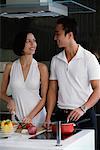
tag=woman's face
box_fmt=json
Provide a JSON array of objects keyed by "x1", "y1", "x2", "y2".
[{"x1": 23, "y1": 33, "x2": 37, "y2": 55}]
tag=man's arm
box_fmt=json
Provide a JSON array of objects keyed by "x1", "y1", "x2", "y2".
[
  {"x1": 45, "y1": 80, "x2": 58, "y2": 123},
  {"x1": 67, "y1": 79, "x2": 100, "y2": 122},
  {"x1": 82, "y1": 79, "x2": 100, "y2": 110}
]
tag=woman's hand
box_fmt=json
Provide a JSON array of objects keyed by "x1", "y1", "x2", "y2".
[
  {"x1": 7, "y1": 99, "x2": 16, "y2": 113},
  {"x1": 67, "y1": 108, "x2": 85, "y2": 122},
  {"x1": 22, "y1": 115, "x2": 33, "y2": 124}
]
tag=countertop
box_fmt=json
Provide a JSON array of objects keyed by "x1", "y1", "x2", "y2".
[{"x1": 0, "y1": 129, "x2": 95, "y2": 150}]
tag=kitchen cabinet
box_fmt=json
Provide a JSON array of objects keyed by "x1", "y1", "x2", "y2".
[{"x1": 0, "y1": 129, "x2": 95, "y2": 150}]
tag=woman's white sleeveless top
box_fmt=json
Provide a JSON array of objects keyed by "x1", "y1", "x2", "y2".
[{"x1": 9, "y1": 59, "x2": 46, "y2": 127}]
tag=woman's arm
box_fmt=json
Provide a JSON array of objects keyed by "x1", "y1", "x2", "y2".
[
  {"x1": 1, "y1": 63, "x2": 16, "y2": 112},
  {"x1": 23, "y1": 62, "x2": 49, "y2": 123}
]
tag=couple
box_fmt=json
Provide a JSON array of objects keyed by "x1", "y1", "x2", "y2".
[{"x1": 1, "y1": 17, "x2": 100, "y2": 131}]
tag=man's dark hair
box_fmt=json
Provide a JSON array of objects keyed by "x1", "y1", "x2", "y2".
[
  {"x1": 13, "y1": 31, "x2": 34, "y2": 56},
  {"x1": 57, "y1": 16, "x2": 78, "y2": 40}
]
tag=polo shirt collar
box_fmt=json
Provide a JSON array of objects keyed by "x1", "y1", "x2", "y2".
[
  {"x1": 56, "y1": 50, "x2": 67, "y2": 63},
  {"x1": 56, "y1": 44, "x2": 84, "y2": 62},
  {"x1": 75, "y1": 45, "x2": 84, "y2": 59}
]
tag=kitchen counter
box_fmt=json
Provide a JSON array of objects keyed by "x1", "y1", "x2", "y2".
[{"x1": 0, "y1": 129, "x2": 95, "y2": 150}]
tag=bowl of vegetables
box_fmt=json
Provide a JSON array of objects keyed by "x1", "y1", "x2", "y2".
[{"x1": 0, "y1": 119, "x2": 18, "y2": 138}]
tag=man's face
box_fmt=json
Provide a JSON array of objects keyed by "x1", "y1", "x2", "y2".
[{"x1": 54, "y1": 24, "x2": 70, "y2": 48}]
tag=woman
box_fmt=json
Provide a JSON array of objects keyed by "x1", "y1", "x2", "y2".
[{"x1": 1, "y1": 31, "x2": 49, "y2": 127}]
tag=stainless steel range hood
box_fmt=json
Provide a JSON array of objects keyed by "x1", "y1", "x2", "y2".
[
  {"x1": 0, "y1": 0, "x2": 96, "y2": 18},
  {"x1": 0, "y1": 0, "x2": 68, "y2": 18}
]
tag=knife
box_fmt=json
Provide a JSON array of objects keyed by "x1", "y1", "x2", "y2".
[{"x1": 12, "y1": 111, "x2": 26, "y2": 128}]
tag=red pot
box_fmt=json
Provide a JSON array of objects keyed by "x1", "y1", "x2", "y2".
[{"x1": 52, "y1": 123, "x2": 75, "y2": 134}]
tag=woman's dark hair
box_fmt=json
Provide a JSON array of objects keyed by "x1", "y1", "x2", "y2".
[
  {"x1": 57, "y1": 16, "x2": 78, "y2": 40},
  {"x1": 13, "y1": 31, "x2": 34, "y2": 56}
]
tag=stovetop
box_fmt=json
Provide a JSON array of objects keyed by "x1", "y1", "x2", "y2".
[{"x1": 29, "y1": 129, "x2": 81, "y2": 140}]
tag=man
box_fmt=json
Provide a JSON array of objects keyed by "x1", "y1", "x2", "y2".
[{"x1": 45, "y1": 17, "x2": 100, "y2": 132}]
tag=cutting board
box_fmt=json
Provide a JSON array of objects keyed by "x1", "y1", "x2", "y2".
[
  {"x1": 35, "y1": 127, "x2": 46, "y2": 136},
  {"x1": 16, "y1": 126, "x2": 46, "y2": 136}
]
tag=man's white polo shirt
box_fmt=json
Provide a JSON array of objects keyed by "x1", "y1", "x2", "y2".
[{"x1": 50, "y1": 45, "x2": 100, "y2": 110}]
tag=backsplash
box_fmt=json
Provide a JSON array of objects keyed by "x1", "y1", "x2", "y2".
[
  {"x1": 0, "y1": 62, "x2": 9, "y2": 72},
  {"x1": 0, "y1": 48, "x2": 18, "y2": 62},
  {"x1": 0, "y1": 62, "x2": 12, "y2": 96},
  {"x1": 0, "y1": 61, "x2": 12, "y2": 112}
]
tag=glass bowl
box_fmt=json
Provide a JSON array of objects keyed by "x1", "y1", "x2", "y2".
[{"x1": 0, "y1": 123, "x2": 18, "y2": 138}]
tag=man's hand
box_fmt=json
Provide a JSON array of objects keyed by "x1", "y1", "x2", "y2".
[
  {"x1": 67, "y1": 108, "x2": 85, "y2": 122},
  {"x1": 43, "y1": 117, "x2": 51, "y2": 130}
]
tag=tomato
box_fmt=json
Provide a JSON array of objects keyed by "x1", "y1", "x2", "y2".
[
  {"x1": 25, "y1": 123, "x2": 33, "y2": 129},
  {"x1": 18, "y1": 123, "x2": 33, "y2": 129},
  {"x1": 18, "y1": 124, "x2": 22, "y2": 129}
]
